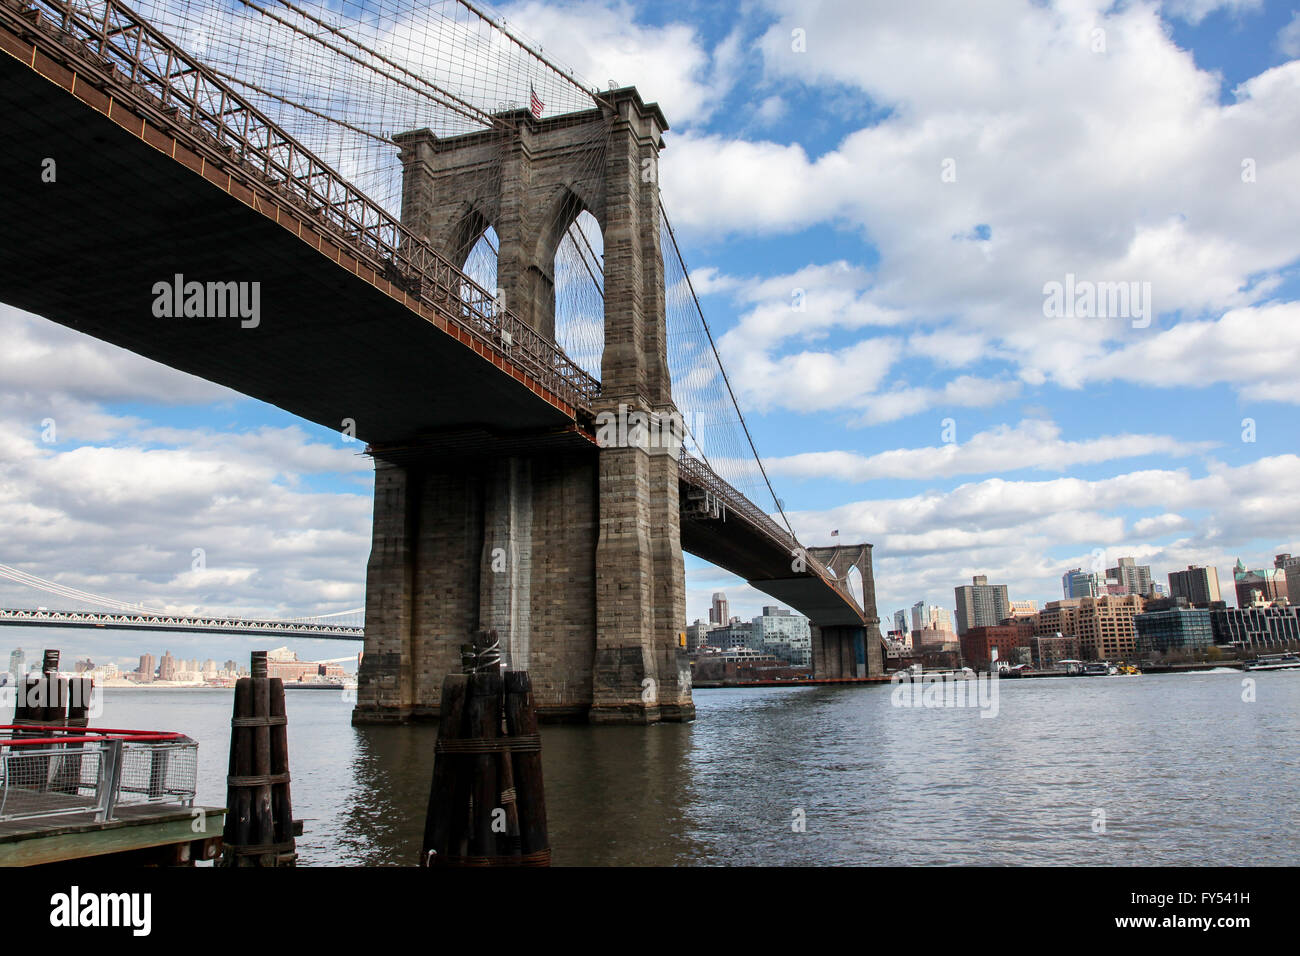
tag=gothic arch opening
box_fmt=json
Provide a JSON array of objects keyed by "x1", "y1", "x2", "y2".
[
  {"x1": 846, "y1": 566, "x2": 866, "y2": 611},
  {"x1": 552, "y1": 208, "x2": 604, "y2": 380},
  {"x1": 460, "y1": 222, "x2": 499, "y2": 305}
]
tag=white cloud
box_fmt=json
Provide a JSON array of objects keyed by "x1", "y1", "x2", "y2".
[
  {"x1": 0, "y1": 304, "x2": 232, "y2": 405},
  {"x1": 0, "y1": 309, "x2": 372, "y2": 619},
  {"x1": 1279, "y1": 11, "x2": 1300, "y2": 60},
  {"x1": 763, "y1": 419, "x2": 1217, "y2": 481},
  {"x1": 1077, "y1": 301, "x2": 1300, "y2": 402},
  {"x1": 654, "y1": 0, "x2": 1300, "y2": 413},
  {"x1": 786, "y1": 453, "x2": 1300, "y2": 613},
  {"x1": 1162, "y1": 0, "x2": 1262, "y2": 25},
  {"x1": 497, "y1": 0, "x2": 738, "y2": 125},
  {"x1": 858, "y1": 376, "x2": 1023, "y2": 426}
]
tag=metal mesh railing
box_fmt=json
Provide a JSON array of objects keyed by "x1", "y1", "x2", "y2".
[{"x1": 0, "y1": 727, "x2": 197, "y2": 822}]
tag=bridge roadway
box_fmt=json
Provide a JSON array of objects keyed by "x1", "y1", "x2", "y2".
[
  {"x1": 0, "y1": 607, "x2": 363, "y2": 639},
  {"x1": 0, "y1": 0, "x2": 879, "y2": 679}
]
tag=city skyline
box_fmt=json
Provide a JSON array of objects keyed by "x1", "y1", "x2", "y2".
[{"x1": 0, "y1": 630, "x2": 358, "y2": 676}]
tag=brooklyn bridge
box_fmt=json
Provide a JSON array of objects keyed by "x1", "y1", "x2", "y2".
[{"x1": 0, "y1": 0, "x2": 884, "y2": 724}]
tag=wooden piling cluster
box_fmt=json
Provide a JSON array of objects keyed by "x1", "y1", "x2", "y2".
[
  {"x1": 11, "y1": 649, "x2": 92, "y2": 795},
  {"x1": 12, "y1": 649, "x2": 92, "y2": 728},
  {"x1": 221, "y1": 651, "x2": 296, "y2": 866},
  {"x1": 421, "y1": 630, "x2": 549, "y2": 866}
]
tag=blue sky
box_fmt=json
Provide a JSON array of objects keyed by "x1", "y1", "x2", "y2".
[{"x1": 2, "y1": 0, "x2": 1299, "y2": 668}]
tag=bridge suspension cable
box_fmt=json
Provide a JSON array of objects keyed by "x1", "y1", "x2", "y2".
[
  {"x1": 119, "y1": 0, "x2": 796, "y2": 538},
  {"x1": 0, "y1": 563, "x2": 157, "y2": 613}
]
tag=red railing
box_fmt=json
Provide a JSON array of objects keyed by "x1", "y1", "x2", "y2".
[{"x1": 0, "y1": 724, "x2": 197, "y2": 822}]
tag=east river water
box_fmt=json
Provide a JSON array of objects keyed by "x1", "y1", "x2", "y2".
[{"x1": 96, "y1": 670, "x2": 1299, "y2": 866}]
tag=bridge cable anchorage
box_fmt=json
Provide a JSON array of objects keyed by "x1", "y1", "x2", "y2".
[{"x1": 659, "y1": 203, "x2": 797, "y2": 541}]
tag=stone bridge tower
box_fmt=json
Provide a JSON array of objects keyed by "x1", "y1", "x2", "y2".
[
  {"x1": 806, "y1": 544, "x2": 884, "y2": 678},
  {"x1": 352, "y1": 88, "x2": 692, "y2": 724}
]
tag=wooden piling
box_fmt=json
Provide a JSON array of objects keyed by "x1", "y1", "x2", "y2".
[
  {"x1": 504, "y1": 670, "x2": 549, "y2": 863},
  {"x1": 269, "y1": 673, "x2": 295, "y2": 857},
  {"x1": 221, "y1": 651, "x2": 296, "y2": 866},
  {"x1": 421, "y1": 673, "x2": 467, "y2": 866},
  {"x1": 419, "y1": 632, "x2": 549, "y2": 866},
  {"x1": 465, "y1": 669, "x2": 501, "y2": 860}
]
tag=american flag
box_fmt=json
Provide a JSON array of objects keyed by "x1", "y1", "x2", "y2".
[
  {"x1": 529, "y1": 84, "x2": 544, "y2": 119},
  {"x1": 831, "y1": 529, "x2": 840, "y2": 536}
]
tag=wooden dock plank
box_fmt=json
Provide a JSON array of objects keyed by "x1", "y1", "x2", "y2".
[{"x1": 0, "y1": 805, "x2": 225, "y2": 866}]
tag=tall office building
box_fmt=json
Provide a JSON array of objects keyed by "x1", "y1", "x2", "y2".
[
  {"x1": 1168, "y1": 565, "x2": 1222, "y2": 608},
  {"x1": 954, "y1": 575, "x2": 1011, "y2": 636},
  {"x1": 909, "y1": 601, "x2": 955, "y2": 633},
  {"x1": 136, "y1": 653, "x2": 156, "y2": 683},
  {"x1": 1106, "y1": 557, "x2": 1155, "y2": 597},
  {"x1": 8, "y1": 648, "x2": 23, "y2": 677},
  {"x1": 158, "y1": 651, "x2": 178, "y2": 682},
  {"x1": 889, "y1": 608, "x2": 909, "y2": 639},
  {"x1": 1283, "y1": 558, "x2": 1300, "y2": 612},
  {"x1": 1062, "y1": 568, "x2": 1100, "y2": 599},
  {"x1": 1273, "y1": 555, "x2": 1293, "y2": 603},
  {"x1": 709, "y1": 592, "x2": 730, "y2": 626}
]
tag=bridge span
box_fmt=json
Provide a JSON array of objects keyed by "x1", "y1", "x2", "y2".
[
  {"x1": 0, "y1": 607, "x2": 364, "y2": 640},
  {"x1": 0, "y1": 0, "x2": 883, "y2": 724}
]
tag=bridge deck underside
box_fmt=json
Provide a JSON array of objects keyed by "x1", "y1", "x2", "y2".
[{"x1": 0, "y1": 51, "x2": 577, "y2": 445}]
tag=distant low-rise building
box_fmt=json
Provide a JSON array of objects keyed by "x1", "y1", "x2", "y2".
[
  {"x1": 752, "y1": 606, "x2": 811, "y2": 666},
  {"x1": 1074, "y1": 594, "x2": 1144, "y2": 661},
  {"x1": 960, "y1": 624, "x2": 1022, "y2": 669},
  {"x1": 1033, "y1": 633, "x2": 1080, "y2": 669},
  {"x1": 913, "y1": 625, "x2": 955, "y2": 650},
  {"x1": 710, "y1": 621, "x2": 754, "y2": 651},
  {"x1": 686, "y1": 620, "x2": 714, "y2": 654},
  {"x1": 1210, "y1": 605, "x2": 1300, "y2": 648}
]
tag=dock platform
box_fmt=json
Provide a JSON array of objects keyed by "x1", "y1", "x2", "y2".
[{"x1": 1, "y1": 723, "x2": 221, "y2": 866}]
